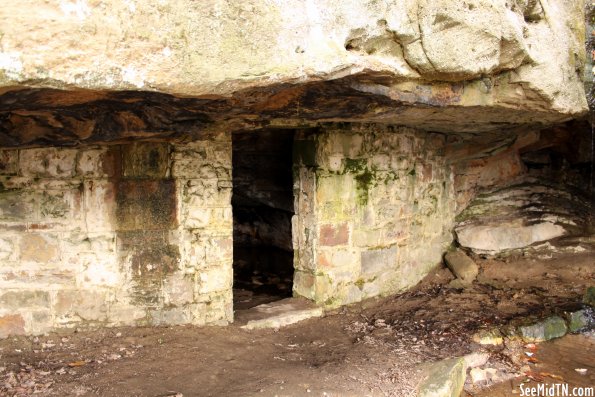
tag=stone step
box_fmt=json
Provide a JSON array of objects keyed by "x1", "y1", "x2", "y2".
[{"x1": 235, "y1": 298, "x2": 324, "y2": 330}]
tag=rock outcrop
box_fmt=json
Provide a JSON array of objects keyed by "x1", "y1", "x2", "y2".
[
  {"x1": 455, "y1": 179, "x2": 592, "y2": 255},
  {"x1": 0, "y1": 0, "x2": 589, "y2": 145},
  {"x1": 444, "y1": 249, "x2": 478, "y2": 286},
  {"x1": 418, "y1": 357, "x2": 467, "y2": 397}
]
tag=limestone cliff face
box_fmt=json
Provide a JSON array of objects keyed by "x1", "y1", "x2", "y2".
[{"x1": 0, "y1": 0, "x2": 588, "y2": 144}]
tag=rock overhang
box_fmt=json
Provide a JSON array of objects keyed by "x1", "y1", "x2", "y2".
[
  {"x1": 0, "y1": 0, "x2": 589, "y2": 146},
  {"x1": 0, "y1": 0, "x2": 592, "y2": 338},
  {"x1": 0, "y1": 75, "x2": 587, "y2": 148}
]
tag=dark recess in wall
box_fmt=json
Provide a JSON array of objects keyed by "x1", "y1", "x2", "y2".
[{"x1": 232, "y1": 130, "x2": 295, "y2": 309}]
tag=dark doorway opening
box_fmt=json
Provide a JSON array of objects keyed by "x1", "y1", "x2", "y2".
[{"x1": 232, "y1": 130, "x2": 295, "y2": 310}]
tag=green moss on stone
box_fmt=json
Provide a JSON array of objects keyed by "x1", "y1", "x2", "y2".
[
  {"x1": 342, "y1": 158, "x2": 377, "y2": 206},
  {"x1": 324, "y1": 297, "x2": 338, "y2": 306},
  {"x1": 354, "y1": 170, "x2": 375, "y2": 205},
  {"x1": 343, "y1": 158, "x2": 367, "y2": 174},
  {"x1": 518, "y1": 316, "x2": 567, "y2": 342},
  {"x1": 567, "y1": 310, "x2": 591, "y2": 333},
  {"x1": 354, "y1": 278, "x2": 366, "y2": 290}
]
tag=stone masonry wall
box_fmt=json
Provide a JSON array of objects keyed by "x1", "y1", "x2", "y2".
[
  {"x1": 0, "y1": 122, "x2": 455, "y2": 336},
  {"x1": 0, "y1": 133, "x2": 233, "y2": 337},
  {"x1": 292, "y1": 124, "x2": 455, "y2": 306}
]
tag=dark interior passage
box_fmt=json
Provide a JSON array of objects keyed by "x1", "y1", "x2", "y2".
[{"x1": 232, "y1": 130, "x2": 295, "y2": 310}]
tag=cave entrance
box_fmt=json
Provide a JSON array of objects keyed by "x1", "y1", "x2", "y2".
[{"x1": 232, "y1": 130, "x2": 295, "y2": 310}]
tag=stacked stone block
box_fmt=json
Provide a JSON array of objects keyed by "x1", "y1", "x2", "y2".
[
  {"x1": 293, "y1": 124, "x2": 455, "y2": 306},
  {"x1": 0, "y1": 132, "x2": 233, "y2": 337},
  {"x1": 171, "y1": 132, "x2": 234, "y2": 325},
  {"x1": 0, "y1": 122, "x2": 455, "y2": 336}
]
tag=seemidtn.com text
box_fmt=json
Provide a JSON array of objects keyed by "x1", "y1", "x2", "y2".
[{"x1": 520, "y1": 383, "x2": 595, "y2": 397}]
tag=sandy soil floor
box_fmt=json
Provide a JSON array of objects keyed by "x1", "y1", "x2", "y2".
[{"x1": 0, "y1": 251, "x2": 593, "y2": 397}]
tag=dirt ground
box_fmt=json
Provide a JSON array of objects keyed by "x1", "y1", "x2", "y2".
[{"x1": 0, "y1": 251, "x2": 593, "y2": 397}]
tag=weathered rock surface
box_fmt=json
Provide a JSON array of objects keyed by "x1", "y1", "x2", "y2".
[
  {"x1": 516, "y1": 316, "x2": 568, "y2": 342},
  {"x1": 469, "y1": 367, "x2": 506, "y2": 385},
  {"x1": 566, "y1": 309, "x2": 593, "y2": 333},
  {"x1": 444, "y1": 249, "x2": 478, "y2": 285},
  {"x1": 237, "y1": 298, "x2": 324, "y2": 330},
  {"x1": 0, "y1": 0, "x2": 585, "y2": 99},
  {"x1": 455, "y1": 180, "x2": 592, "y2": 255},
  {"x1": 0, "y1": 0, "x2": 589, "y2": 145},
  {"x1": 418, "y1": 357, "x2": 467, "y2": 397},
  {"x1": 472, "y1": 328, "x2": 504, "y2": 346},
  {"x1": 462, "y1": 352, "x2": 490, "y2": 369}
]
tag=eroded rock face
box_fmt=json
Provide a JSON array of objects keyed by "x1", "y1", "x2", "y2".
[
  {"x1": 455, "y1": 179, "x2": 592, "y2": 255},
  {"x1": 0, "y1": 0, "x2": 588, "y2": 145},
  {"x1": 403, "y1": 0, "x2": 530, "y2": 79}
]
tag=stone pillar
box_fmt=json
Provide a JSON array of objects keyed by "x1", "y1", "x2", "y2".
[
  {"x1": 292, "y1": 124, "x2": 455, "y2": 306},
  {"x1": 171, "y1": 131, "x2": 234, "y2": 325}
]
